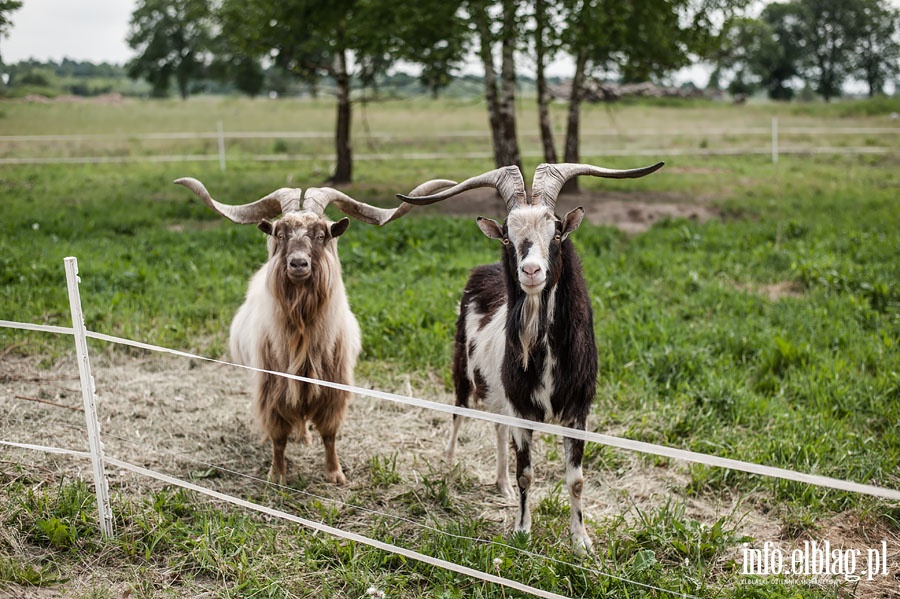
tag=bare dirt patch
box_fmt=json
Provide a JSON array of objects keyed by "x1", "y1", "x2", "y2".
[
  {"x1": 734, "y1": 280, "x2": 805, "y2": 301},
  {"x1": 412, "y1": 187, "x2": 719, "y2": 234}
]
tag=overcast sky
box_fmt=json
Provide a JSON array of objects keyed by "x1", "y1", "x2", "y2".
[{"x1": 3, "y1": 0, "x2": 137, "y2": 64}]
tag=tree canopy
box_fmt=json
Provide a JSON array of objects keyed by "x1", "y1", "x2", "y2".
[{"x1": 126, "y1": 0, "x2": 213, "y2": 99}]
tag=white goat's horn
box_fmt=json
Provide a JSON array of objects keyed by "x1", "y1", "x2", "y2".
[
  {"x1": 396, "y1": 165, "x2": 526, "y2": 212},
  {"x1": 173, "y1": 177, "x2": 301, "y2": 224},
  {"x1": 530, "y1": 162, "x2": 665, "y2": 210},
  {"x1": 301, "y1": 179, "x2": 455, "y2": 226}
]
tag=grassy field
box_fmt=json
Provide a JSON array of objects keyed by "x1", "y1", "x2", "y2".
[{"x1": 1, "y1": 96, "x2": 899, "y2": 598}]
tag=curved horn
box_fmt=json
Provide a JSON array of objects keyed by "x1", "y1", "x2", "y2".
[
  {"x1": 531, "y1": 162, "x2": 665, "y2": 209},
  {"x1": 301, "y1": 180, "x2": 455, "y2": 226},
  {"x1": 173, "y1": 177, "x2": 301, "y2": 224},
  {"x1": 396, "y1": 165, "x2": 526, "y2": 212},
  {"x1": 383, "y1": 178, "x2": 458, "y2": 224}
]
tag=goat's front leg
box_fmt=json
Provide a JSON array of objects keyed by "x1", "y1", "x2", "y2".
[
  {"x1": 320, "y1": 432, "x2": 346, "y2": 485},
  {"x1": 511, "y1": 427, "x2": 533, "y2": 534},
  {"x1": 564, "y1": 435, "x2": 592, "y2": 554}
]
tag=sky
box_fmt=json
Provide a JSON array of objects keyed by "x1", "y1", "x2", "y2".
[{"x1": 3, "y1": 0, "x2": 137, "y2": 65}]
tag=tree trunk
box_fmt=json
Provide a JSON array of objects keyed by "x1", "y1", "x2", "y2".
[
  {"x1": 177, "y1": 75, "x2": 189, "y2": 100},
  {"x1": 534, "y1": 0, "x2": 557, "y2": 164},
  {"x1": 497, "y1": 0, "x2": 522, "y2": 171},
  {"x1": 474, "y1": 0, "x2": 521, "y2": 170},
  {"x1": 330, "y1": 49, "x2": 353, "y2": 184},
  {"x1": 562, "y1": 49, "x2": 587, "y2": 194},
  {"x1": 474, "y1": 7, "x2": 506, "y2": 169}
]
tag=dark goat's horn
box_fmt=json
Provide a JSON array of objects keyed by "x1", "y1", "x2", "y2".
[
  {"x1": 396, "y1": 165, "x2": 526, "y2": 212},
  {"x1": 302, "y1": 181, "x2": 453, "y2": 226},
  {"x1": 531, "y1": 162, "x2": 665, "y2": 210},
  {"x1": 173, "y1": 177, "x2": 300, "y2": 223}
]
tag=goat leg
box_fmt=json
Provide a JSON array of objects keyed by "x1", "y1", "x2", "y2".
[
  {"x1": 512, "y1": 427, "x2": 533, "y2": 534},
  {"x1": 564, "y1": 435, "x2": 592, "y2": 554}
]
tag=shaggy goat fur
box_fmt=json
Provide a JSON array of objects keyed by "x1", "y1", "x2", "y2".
[{"x1": 230, "y1": 212, "x2": 360, "y2": 484}]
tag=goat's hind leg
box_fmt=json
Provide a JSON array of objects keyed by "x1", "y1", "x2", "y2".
[
  {"x1": 564, "y1": 435, "x2": 592, "y2": 554},
  {"x1": 495, "y1": 424, "x2": 514, "y2": 500},
  {"x1": 294, "y1": 417, "x2": 312, "y2": 445},
  {"x1": 446, "y1": 360, "x2": 472, "y2": 462}
]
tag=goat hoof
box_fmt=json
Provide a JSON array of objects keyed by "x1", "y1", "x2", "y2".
[
  {"x1": 572, "y1": 534, "x2": 593, "y2": 556},
  {"x1": 496, "y1": 481, "x2": 515, "y2": 501},
  {"x1": 267, "y1": 467, "x2": 286, "y2": 486},
  {"x1": 326, "y1": 470, "x2": 346, "y2": 485}
]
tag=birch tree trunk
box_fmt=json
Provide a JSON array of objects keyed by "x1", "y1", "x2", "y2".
[
  {"x1": 497, "y1": 0, "x2": 522, "y2": 171},
  {"x1": 474, "y1": 0, "x2": 522, "y2": 170},
  {"x1": 562, "y1": 49, "x2": 587, "y2": 193},
  {"x1": 535, "y1": 0, "x2": 558, "y2": 164}
]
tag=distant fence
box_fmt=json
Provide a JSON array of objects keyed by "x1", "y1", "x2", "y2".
[
  {"x1": 1, "y1": 121, "x2": 896, "y2": 168},
  {"x1": 2, "y1": 257, "x2": 900, "y2": 598}
]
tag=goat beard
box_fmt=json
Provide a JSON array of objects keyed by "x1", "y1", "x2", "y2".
[
  {"x1": 518, "y1": 293, "x2": 542, "y2": 370},
  {"x1": 266, "y1": 260, "x2": 337, "y2": 404}
]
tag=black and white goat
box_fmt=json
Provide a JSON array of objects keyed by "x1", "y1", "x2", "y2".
[{"x1": 398, "y1": 162, "x2": 663, "y2": 551}]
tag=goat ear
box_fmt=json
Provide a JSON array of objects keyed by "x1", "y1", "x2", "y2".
[
  {"x1": 258, "y1": 219, "x2": 275, "y2": 236},
  {"x1": 330, "y1": 217, "x2": 350, "y2": 238},
  {"x1": 561, "y1": 207, "x2": 585, "y2": 241},
  {"x1": 476, "y1": 216, "x2": 504, "y2": 240}
]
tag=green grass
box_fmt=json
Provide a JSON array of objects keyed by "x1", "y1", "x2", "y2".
[{"x1": 1, "y1": 97, "x2": 899, "y2": 597}]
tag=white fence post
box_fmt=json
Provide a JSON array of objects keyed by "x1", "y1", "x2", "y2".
[
  {"x1": 217, "y1": 120, "x2": 226, "y2": 172},
  {"x1": 64, "y1": 257, "x2": 114, "y2": 538},
  {"x1": 771, "y1": 117, "x2": 779, "y2": 164}
]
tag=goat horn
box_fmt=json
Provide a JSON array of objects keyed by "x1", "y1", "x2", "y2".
[
  {"x1": 382, "y1": 178, "x2": 459, "y2": 224},
  {"x1": 531, "y1": 162, "x2": 665, "y2": 209},
  {"x1": 173, "y1": 177, "x2": 301, "y2": 224},
  {"x1": 396, "y1": 165, "x2": 526, "y2": 212},
  {"x1": 301, "y1": 180, "x2": 455, "y2": 225}
]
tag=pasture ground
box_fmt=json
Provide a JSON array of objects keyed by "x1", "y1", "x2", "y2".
[{"x1": 1, "y1": 95, "x2": 899, "y2": 598}]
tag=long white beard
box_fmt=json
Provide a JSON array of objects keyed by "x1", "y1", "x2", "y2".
[{"x1": 519, "y1": 293, "x2": 542, "y2": 370}]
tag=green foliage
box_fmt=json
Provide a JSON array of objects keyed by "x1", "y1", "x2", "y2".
[{"x1": 126, "y1": 0, "x2": 213, "y2": 99}]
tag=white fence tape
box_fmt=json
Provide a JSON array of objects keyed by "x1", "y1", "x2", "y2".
[{"x1": 3, "y1": 318, "x2": 899, "y2": 502}]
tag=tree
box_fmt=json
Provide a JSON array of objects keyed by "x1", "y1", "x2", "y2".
[
  {"x1": 556, "y1": 0, "x2": 747, "y2": 192},
  {"x1": 852, "y1": 0, "x2": 900, "y2": 96},
  {"x1": 126, "y1": 0, "x2": 212, "y2": 99},
  {"x1": 0, "y1": 0, "x2": 23, "y2": 65},
  {"x1": 220, "y1": 0, "x2": 463, "y2": 184},
  {"x1": 711, "y1": 11, "x2": 802, "y2": 100},
  {"x1": 792, "y1": 0, "x2": 860, "y2": 102},
  {"x1": 755, "y1": 3, "x2": 805, "y2": 100}
]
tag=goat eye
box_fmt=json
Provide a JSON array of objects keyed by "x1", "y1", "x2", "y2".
[
  {"x1": 316, "y1": 233, "x2": 325, "y2": 241},
  {"x1": 277, "y1": 232, "x2": 285, "y2": 240},
  {"x1": 554, "y1": 234, "x2": 561, "y2": 241},
  {"x1": 502, "y1": 238, "x2": 510, "y2": 245}
]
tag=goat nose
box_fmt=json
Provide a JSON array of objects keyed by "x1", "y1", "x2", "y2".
[
  {"x1": 522, "y1": 264, "x2": 541, "y2": 277},
  {"x1": 290, "y1": 257, "x2": 309, "y2": 270}
]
